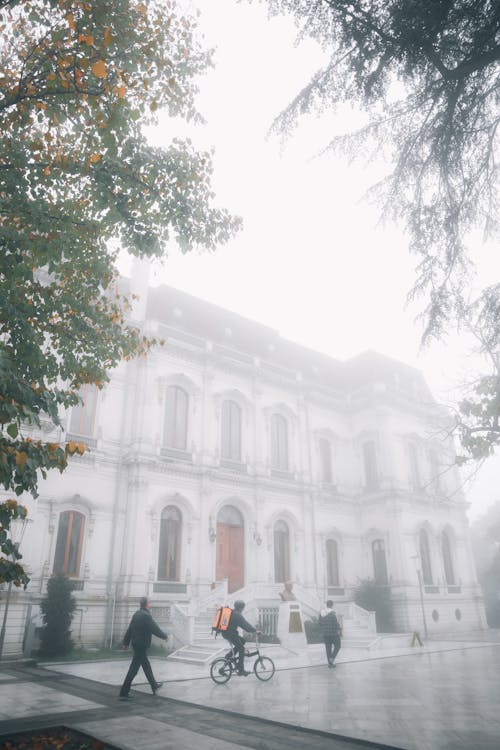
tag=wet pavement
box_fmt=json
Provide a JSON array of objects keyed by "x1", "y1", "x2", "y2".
[{"x1": 0, "y1": 640, "x2": 499, "y2": 749}]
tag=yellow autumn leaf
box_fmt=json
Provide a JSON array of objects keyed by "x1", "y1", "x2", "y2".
[
  {"x1": 15, "y1": 451, "x2": 27, "y2": 469},
  {"x1": 78, "y1": 34, "x2": 94, "y2": 46},
  {"x1": 103, "y1": 26, "x2": 111, "y2": 46},
  {"x1": 67, "y1": 14, "x2": 75, "y2": 32},
  {"x1": 67, "y1": 440, "x2": 77, "y2": 454},
  {"x1": 89, "y1": 153, "x2": 102, "y2": 164},
  {"x1": 91, "y1": 60, "x2": 107, "y2": 78},
  {"x1": 116, "y1": 84, "x2": 126, "y2": 99},
  {"x1": 77, "y1": 443, "x2": 86, "y2": 455}
]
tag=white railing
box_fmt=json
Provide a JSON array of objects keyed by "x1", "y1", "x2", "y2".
[
  {"x1": 189, "y1": 579, "x2": 229, "y2": 615},
  {"x1": 171, "y1": 603, "x2": 195, "y2": 646},
  {"x1": 292, "y1": 583, "x2": 322, "y2": 618}
]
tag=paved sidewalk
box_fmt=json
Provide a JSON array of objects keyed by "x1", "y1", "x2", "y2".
[
  {"x1": 1, "y1": 640, "x2": 499, "y2": 749},
  {"x1": 0, "y1": 662, "x2": 400, "y2": 750}
]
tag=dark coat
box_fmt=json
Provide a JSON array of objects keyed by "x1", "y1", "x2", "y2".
[
  {"x1": 123, "y1": 607, "x2": 167, "y2": 650},
  {"x1": 226, "y1": 609, "x2": 256, "y2": 635},
  {"x1": 318, "y1": 608, "x2": 341, "y2": 638}
]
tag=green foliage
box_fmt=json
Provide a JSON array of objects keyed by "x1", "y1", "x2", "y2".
[
  {"x1": 39, "y1": 574, "x2": 77, "y2": 657},
  {"x1": 0, "y1": 1, "x2": 241, "y2": 503},
  {"x1": 354, "y1": 578, "x2": 395, "y2": 633},
  {"x1": 479, "y1": 549, "x2": 500, "y2": 628},
  {"x1": 0, "y1": 498, "x2": 30, "y2": 587},
  {"x1": 262, "y1": 0, "x2": 500, "y2": 461}
]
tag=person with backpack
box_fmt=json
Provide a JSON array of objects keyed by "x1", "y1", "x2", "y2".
[
  {"x1": 222, "y1": 600, "x2": 261, "y2": 676},
  {"x1": 118, "y1": 596, "x2": 168, "y2": 699},
  {"x1": 318, "y1": 600, "x2": 342, "y2": 668}
]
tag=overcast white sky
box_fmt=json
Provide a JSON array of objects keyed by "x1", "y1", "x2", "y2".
[{"x1": 120, "y1": 0, "x2": 500, "y2": 521}]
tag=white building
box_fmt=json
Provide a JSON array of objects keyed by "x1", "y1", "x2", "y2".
[{"x1": 1, "y1": 276, "x2": 487, "y2": 655}]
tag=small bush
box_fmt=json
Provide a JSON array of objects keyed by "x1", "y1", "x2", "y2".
[
  {"x1": 354, "y1": 578, "x2": 396, "y2": 632},
  {"x1": 38, "y1": 574, "x2": 77, "y2": 657}
]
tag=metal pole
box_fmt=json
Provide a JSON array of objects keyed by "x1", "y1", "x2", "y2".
[
  {"x1": 0, "y1": 581, "x2": 14, "y2": 659},
  {"x1": 417, "y1": 568, "x2": 428, "y2": 639}
]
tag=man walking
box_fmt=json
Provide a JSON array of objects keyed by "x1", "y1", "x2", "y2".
[
  {"x1": 319, "y1": 600, "x2": 342, "y2": 668},
  {"x1": 119, "y1": 596, "x2": 168, "y2": 699}
]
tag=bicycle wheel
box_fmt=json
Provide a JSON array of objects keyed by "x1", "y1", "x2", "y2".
[
  {"x1": 254, "y1": 655, "x2": 275, "y2": 681},
  {"x1": 210, "y1": 657, "x2": 233, "y2": 684}
]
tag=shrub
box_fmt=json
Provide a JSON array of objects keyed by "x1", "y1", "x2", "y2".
[
  {"x1": 354, "y1": 578, "x2": 396, "y2": 633},
  {"x1": 39, "y1": 574, "x2": 77, "y2": 657}
]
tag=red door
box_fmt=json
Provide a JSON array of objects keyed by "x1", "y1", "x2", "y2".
[{"x1": 216, "y1": 523, "x2": 244, "y2": 593}]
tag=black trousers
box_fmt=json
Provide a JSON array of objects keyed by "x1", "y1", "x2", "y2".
[
  {"x1": 119, "y1": 646, "x2": 157, "y2": 695},
  {"x1": 222, "y1": 632, "x2": 246, "y2": 672},
  {"x1": 324, "y1": 635, "x2": 341, "y2": 663}
]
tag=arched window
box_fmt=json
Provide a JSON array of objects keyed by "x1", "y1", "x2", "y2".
[
  {"x1": 164, "y1": 386, "x2": 188, "y2": 450},
  {"x1": 274, "y1": 520, "x2": 290, "y2": 583},
  {"x1": 319, "y1": 438, "x2": 333, "y2": 484},
  {"x1": 53, "y1": 511, "x2": 85, "y2": 577},
  {"x1": 69, "y1": 386, "x2": 98, "y2": 437},
  {"x1": 326, "y1": 539, "x2": 340, "y2": 586},
  {"x1": 419, "y1": 528, "x2": 433, "y2": 585},
  {"x1": 157, "y1": 506, "x2": 182, "y2": 581},
  {"x1": 442, "y1": 531, "x2": 455, "y2": 585},
  {"x1": 271, "y1": 414, "x2": 288, "y2": 471},
  {"x1": 221, "y1": 400, "x2": 242, "y2": 462},
  {"x1": 363, "y1": 441, "x2": 379, "y2": 490},
  {"x1": 372, "y1": 539, "x2": 388, "y2": 584},
  {"x1": 408, "y1": 443, "x2": 420, "y2": 489}
]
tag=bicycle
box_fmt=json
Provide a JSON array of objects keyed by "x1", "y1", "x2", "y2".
[{"x1": 210, "y1": 633, "x2": 275, "y2": 684}]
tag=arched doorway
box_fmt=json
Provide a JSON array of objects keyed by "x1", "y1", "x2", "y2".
[{"x1": 216, "y1": 505, "x2": 244, "y2": 593}]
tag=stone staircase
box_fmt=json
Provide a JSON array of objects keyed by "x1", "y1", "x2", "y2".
[
  {"x1": 167, "y1": 606, "x2": 226, "y2": 665},
  {"x1": 167, "y1": 590, "x2": 378, "y2": 664}
]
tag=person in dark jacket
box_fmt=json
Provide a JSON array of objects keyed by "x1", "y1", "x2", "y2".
[
  {"x1": 118, "y1": 596, "x2": 168, "y2": 699},
  {"x1": 319, "y1": 600, "x2": 342, "y2": 668},
  {"x1": 222, "y1": 600, "x2": 260, "y2": 676}
]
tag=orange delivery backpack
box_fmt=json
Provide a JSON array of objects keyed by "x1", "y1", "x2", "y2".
[{"x1": 212, "y1": 606, "x2": 233, "y2": 637}]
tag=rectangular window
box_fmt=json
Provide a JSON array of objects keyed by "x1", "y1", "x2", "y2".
[
  {"x1": 408, "y1": 443, "x2": 421, "y2": 489},
  {"x1": 319, "y1": 438, "x2": 333, "y2": 484},
  {"x1": 363, "y1": 441, "x2": 379, "y2": 490},
  {"x1": 271, "y1": 415, "x2": 288, "y2": 471},
  {"x1": 221, "y1": 401, "x2": 241, "y2": 461},
  {"x1": 69, "y1": 386, "x2": 98, "y2": 437},
  {"x1": 164, "y1": 386, "x2": 188, "y2": 450}
]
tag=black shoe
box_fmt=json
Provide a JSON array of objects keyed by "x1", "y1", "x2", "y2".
[
  {"x1": 118, "y1": 694, "x2": 131, "y2": 700},
  {"x1": 152, "y1": 682, "x2": 163, "y2": 694},
  {"x1": 237, "y1": 670, "x2": 250, "y2": 676}
]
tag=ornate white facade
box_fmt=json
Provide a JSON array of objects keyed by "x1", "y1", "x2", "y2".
[{"x1": 1, "y1": 276, "x2": 487, "y2": 655}]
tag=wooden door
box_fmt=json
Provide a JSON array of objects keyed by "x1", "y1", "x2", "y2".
[{"x1": 216, "y1": 523, "x2": 244, "y2": 593}]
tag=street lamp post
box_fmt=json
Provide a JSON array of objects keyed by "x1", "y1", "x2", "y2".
[
  {"x1": 0, "y1": 516, "x2": 29, "y2": 660},
  {"x1": 411, "y1": 554, "x2": 428, "y2": 640}
]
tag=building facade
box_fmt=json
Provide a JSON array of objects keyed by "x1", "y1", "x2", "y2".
[{"x1": 0, "y1": 278, "x2": 487, "y2": 655}]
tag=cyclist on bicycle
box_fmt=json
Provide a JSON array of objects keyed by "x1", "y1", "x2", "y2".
[{"x1": 223, "y1": 600, "x2": 261, "y2": 676}]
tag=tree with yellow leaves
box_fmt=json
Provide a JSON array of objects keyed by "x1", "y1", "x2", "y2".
[{"x1": 0, "y1": 0, "x2": 241, "y2": 576}]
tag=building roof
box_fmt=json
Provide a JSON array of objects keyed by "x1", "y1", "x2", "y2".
[{"x1": 146, "y1": 283, "x2": 433, "y2": 399}]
